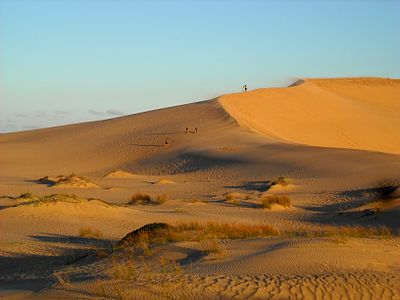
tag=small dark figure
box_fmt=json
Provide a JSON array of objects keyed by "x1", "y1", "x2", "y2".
[
  {"x1": 185, "y1": 127, "x2": 188, "y2": 134},
  {"x1": 194, "y1": 127, "x2": 198, "y2": 133},
  {"x1": 165, "y1": 138, "x2": 169, "y2": 145},
  {"x1": 244, "y1": 84, "x2": 248, "y2": 92}
]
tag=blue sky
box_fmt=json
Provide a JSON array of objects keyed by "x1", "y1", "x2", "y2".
[{"x1": 1, "y1": 0, "x2": 399, "y2": 132}]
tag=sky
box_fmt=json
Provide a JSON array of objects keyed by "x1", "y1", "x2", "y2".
[{"x1": 1, "y1": 0, "x2": 399, "y2": 133}]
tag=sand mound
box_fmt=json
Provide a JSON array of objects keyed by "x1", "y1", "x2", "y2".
[
  {"x1": 219, "y1": 77, "x2": 400, "y2": 154},
  {"x1": 7, "y1": 193, "x2": 109, "y2": 208},
  {"x1": 153, "y1": 178, "x2": 176, "y2": 184},
  {"x1": 104, "y1": 170, "x2": 136, "y2": 178},
  {"x1": 38, "y1": 174, "x2": 100, "y2": 188},
  {"x1": 267, "y1": 183, "x2": 296, "y2": 192}
]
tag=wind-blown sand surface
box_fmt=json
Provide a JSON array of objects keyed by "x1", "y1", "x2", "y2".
[{"x1": 0, "y1": 78, "x2": 399, "y2": 299}]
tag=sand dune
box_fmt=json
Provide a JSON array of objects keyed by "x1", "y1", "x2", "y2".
[
  {"x1": 104, "y1": 170, "x2": 137, "y2": 178},
  {"x1": 1, "y1": 77, "x2": 399, "y2": 299},
  {"x1": 219, "y1": 78, "x2": 400, "y2": 154}
]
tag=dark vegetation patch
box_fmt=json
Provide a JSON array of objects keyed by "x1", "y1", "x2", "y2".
[{"x1": 127, "y1": 193, "x2": 169, "y2": 205}]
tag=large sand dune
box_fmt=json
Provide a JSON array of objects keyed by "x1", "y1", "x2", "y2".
[{"x1": 219, "y1": 77, "x2": 400, "y2": 154}]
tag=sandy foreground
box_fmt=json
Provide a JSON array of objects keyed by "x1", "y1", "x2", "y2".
[{"x1": 0, "y1": 78, "x2": 399, "y2": 299}]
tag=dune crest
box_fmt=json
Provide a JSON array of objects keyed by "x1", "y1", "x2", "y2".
[
  {"x1": 219, "y1": 77, "x2": 400, "y2": 154},
  {"x1": 38, "y1": 174, "x2": 100, "y2": 188},
  {"x1": 104, "y1": 170, "x2": 136, "y2": 178},
  {"x1": 154, "y1": 178, "x2": 176, "y2": 184}
]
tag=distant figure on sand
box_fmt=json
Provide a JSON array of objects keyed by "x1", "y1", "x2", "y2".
[
  {"x1": 185, "y1": 127, "x2": 188, "y2": 134},
  {"x1": 242, "y1": 84, "x2": 247, "y2": 92},
  {"x1": 164, "y1": 138, "x2": 169, "y2": 145},
  {"x1": 194, "y1": 127, "x2": 198, "y2": 133}
]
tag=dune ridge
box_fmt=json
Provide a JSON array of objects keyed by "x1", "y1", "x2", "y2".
[{"x1": 219, "y1": 77, "x2": 400, "y2": 154}]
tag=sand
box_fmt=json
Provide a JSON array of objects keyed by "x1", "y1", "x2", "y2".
[
  {"x1": 219, "y1": 78, "x2": 400, "y2": 154},
  {"x1": 0, "y1": 78, "x2": 399, "y2": 299}
]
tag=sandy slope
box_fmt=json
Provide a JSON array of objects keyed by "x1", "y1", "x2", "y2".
[
  {"x1": 219, "y1": 78, "x2": 400, "y2": 154},
  {"x1": 1, "y1": 78, "x2": 399, "y2": 202},
  {"x1": 1, "y1": 198, "x2": 399, "y2": 299},
  {"x1": 0, "y1": 77, "x2": 400, "y2": 299}
]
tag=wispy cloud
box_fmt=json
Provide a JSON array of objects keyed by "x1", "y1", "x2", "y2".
[
  {"x1": 106, "y1": 109, "x2": 124, "y2": 116},
  {"x1": 88, "y1": 109, "x2": 105, "y2": 116},
  {"x1": 88, "y1": 109, "x2": 124, "y2": 116}
]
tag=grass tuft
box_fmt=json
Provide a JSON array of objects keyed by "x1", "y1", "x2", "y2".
[
  {"x1": 79, "y1": 226, "x2": 104, "y2": 239},
  {"x1": 127, "y1": 193, "x2": 169, "y2": 205},
  {"x1": 224, "y1": 193, "x2": 240, "y2": 205},
  {"x1": 260, "y1": 195, "x2": 291, "y2": 209},
  {"x1": 200, "y1": 239, "x2": 226, "y2": 255},
  {"x1": 128, "y1": 193, "x2": 152, "y2": 205}
]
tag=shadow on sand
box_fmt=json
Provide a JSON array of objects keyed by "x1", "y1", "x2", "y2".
[
  {"x1": 225, "y1": 180, "x2": 271, "y2": 192},
  {"x1": 298, "y1": 187, "x2": 400, "y2": 229},
  {"x1": 0, "y1": 234, "x2": 113, "y2": 292}
]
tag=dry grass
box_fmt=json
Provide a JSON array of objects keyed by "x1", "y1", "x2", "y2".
[
  {"x1": 116, "y1": 222, "x2": 279, "y2": 249},
  {"x1": 224, "y1": 193, "x2": 240, "y2": 205},
  {"x1": 173, "y1": 222, "x2": 279, "y2": 240},
  {"x1": 186, "y1": 199, "x2": 207, "y2": 204},
  {"x1": 109, "y1": 257, "x2": 137, "y2": 281},
  {"x1": 127, "y1": 193, "x2": 169, "y2": 205},
  {"x1": 200, "y1": 239, "x2": 226, "y2": 255},
  {"x1": 116, "y1": 222, "x2": 397, "y2": 252},
  {"x1": 35, "y1": 174, "x2": 100, "y2": 188},
  {"x1": 128, "y1": 193, "x2": 151, "y2": 205},
  {"x1": 83, "y1": 254, "x2": 187, "y2": 299},
  {"x1": 53, "y1": 271, "x2": 70, "y2": 286},
  {"x1": 270, "y1": 176, "x2": 289, "y2": 187},
  {"x1": 79, "y1": 226, "x2": 104, "y2": 239},
  {"x1": 260, "y1": 195, "x2": 291, "y2": 209},
  {"x1": 287, "y1": 225, "x2": 395, "y2": 238},
  {"x1": 14, "y1": 193, "x2": 80, "y2": 206},
  {"x1": 11, "y1": 193, "x2": 112, "y2": 209},
  {"x1": 158, "y1": 256, "x2": 183, "y2": 275},
  {"x1": 95, "y1": 248, "x2": 110, "y2": 259}
]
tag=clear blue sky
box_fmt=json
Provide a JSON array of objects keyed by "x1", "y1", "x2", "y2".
[{"x1": 1, "y1": 0, "x2": 399, "y2": 132}]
